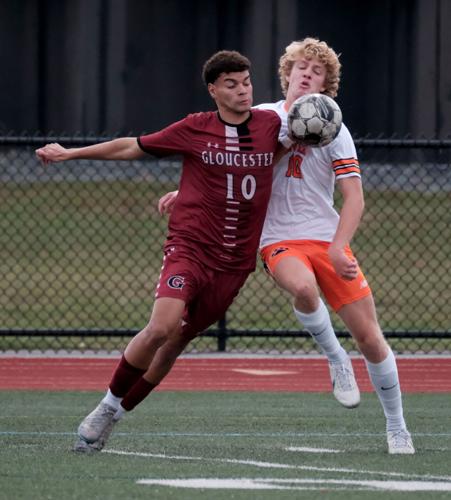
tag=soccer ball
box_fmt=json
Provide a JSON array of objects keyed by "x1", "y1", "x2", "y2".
[{"x1": 287, "y1": 93, "x2": 342, "y2": 147}]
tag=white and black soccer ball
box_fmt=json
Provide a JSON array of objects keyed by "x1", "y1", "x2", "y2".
[{"x1": 287, "y1": 93, "x2": 342, "y2": 147}]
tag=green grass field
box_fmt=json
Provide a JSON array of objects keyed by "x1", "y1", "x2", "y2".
[{"x1": 1, "y1": 390, "x2": 451, "y2": 499}]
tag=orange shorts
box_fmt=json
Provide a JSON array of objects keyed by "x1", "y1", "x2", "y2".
[{"x1": 260, "y1": 239, "x2": 372, "y2": 312}]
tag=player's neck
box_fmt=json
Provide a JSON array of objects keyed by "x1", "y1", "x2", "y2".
[
  {"x1": 217, "y1": 109, "x2": 251, "y2": 125},
  {"x1": 283, "y1": 99, "x2": 295, "y2": 112}
]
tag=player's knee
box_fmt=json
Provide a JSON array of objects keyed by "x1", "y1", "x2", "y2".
[
  {"x1": 141, "y1": 321, "x2": 173, "y2": 348},
  {"x1": 353, "y1": 325, "x2": 387, "y2": 356},
  {"x1": 293, "y1": 283, "x2": 318, "y2": 311}
]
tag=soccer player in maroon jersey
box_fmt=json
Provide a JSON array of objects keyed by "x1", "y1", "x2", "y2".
[{"x1": 36, "y1": 50, "x2": 289, "y2": 452}]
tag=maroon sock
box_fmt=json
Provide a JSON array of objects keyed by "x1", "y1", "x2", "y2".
[
  {"x1": 109, "y1": 355, "x2": 146, "y2": 397},
  {"x1": 121, "y1": 377, "x2": 157, "y2": 411}
]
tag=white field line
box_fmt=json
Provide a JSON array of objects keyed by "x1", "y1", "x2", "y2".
[
  {"x1": 137, "y1": 477, "x2": 451, "y2": 492},
  {"x1": 138, "y1": 478, "x2": 292, "y2": 490},
  {"x1": 286, "y1": 446, "x2": 341, "y2": 453},
  {"x1": 274, "y1": 478, "x2": 451, "y2": 491},
  {"x1": 104, "y1": 449, "x2": 451, "y2": 482}
]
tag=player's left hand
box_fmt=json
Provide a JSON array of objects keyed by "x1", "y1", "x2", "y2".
[
  {"x1": 328, "y1": 245, "x2": 358, "y2": 281},
  {"x1": 35, "y1": 143, "x2": 69, "y2": 165},
  {"x1": 158, "y1": 190, "x2": 179, "y2": 215}
]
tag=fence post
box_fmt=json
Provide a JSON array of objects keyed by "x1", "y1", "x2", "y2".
[{"x1": 217, "y1": 316, "x2": 227, "y2": 352}]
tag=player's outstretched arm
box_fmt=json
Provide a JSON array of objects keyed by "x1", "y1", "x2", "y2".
[{"x1": 35, "y1": 138, "x2": 144, "y2": 165}]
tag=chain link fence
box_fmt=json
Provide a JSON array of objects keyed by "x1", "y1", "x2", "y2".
[{"x1": 1, "y1": 136, "x2": 450, "y2": 354}]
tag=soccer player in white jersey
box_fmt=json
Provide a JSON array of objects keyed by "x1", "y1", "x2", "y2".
[
  {"x1": 256, "y1": 38, "x2": 414, "y2": 454},
  {"x1": 159, "y1": 38, "x2": 415, "y2": 455}
]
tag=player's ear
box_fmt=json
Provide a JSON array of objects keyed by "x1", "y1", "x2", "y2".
[
  {"x1": 286, "y1": 63, "x2": 296, "y2": 83},
  {"x1": 207, "y1": 83, "x2": 216, "y2": 99}
]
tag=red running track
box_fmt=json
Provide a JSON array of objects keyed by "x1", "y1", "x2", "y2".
[{"x1": 0, "y1": 357, "x2": 450, "y2": 392}]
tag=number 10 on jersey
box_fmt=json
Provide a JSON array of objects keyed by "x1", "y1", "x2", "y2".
[{"x1": 226, "y1": 173, "x2": 256, "y2": 200}]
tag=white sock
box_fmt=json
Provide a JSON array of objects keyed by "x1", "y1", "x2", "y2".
[
  {"x1": 365, "y1": 349, "x2": 406, "y2": 432},
  {"x1": 294, "y1": 299, "x2": 348, "y2": 364},
  {"x1": 102, "y1": 389, "x2": 123, "y2": 410}
]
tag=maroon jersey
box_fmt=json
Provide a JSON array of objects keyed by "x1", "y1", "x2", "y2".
[{"x1": 138, "y1": 109, "x2": 281, "y2": 271}]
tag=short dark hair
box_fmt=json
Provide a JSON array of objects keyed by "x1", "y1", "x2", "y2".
[{"x1": 202, "y1": 50, "x2": 251, "y2": 86}]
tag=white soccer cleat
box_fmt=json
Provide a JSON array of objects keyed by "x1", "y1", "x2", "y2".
[
  {"x1": 387, "y1": 429, "x2": 415, "y2": 455},
  {"x1": 329, "y1": 358, "x2": 361, "y2": 408},
  {"x1": 73, "y1": 418, "x2": 118, "y2": 453},
  {"x1": 77, "y1": 401, "x2": 117, "y2": 444},
  {"x1": 73, "y1": 437, "x2": 97, "y2": 454}
]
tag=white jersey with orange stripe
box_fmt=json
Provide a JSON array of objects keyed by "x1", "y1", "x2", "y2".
[{"x1": 255, "y1": 100, "x2": 361, "y2": 248}]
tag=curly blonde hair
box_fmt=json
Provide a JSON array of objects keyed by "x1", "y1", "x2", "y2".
[{"x1": 278, "y1": 38, "x2": 341, "y2": 98}]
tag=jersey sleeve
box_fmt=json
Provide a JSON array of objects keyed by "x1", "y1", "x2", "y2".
[
  {"x1": 137, "y1": 116, "x2": 191, "y2": 157},
  {"x1": 253, "y1": 102, "x2": 290, "y2": 146},
  {"x1": 329, "y1": 124, "x2": 360, "y2": 180}
]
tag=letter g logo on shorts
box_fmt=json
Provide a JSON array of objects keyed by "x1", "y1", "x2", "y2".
[{"x1": 167, "y1": 275, "x2": 185, "y2": 289}]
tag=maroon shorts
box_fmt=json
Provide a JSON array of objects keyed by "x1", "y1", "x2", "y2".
[{"x1": 155, "y1": 247, "x2": 250, "y2": 337}]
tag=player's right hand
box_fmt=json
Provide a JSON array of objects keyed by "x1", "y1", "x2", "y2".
[
  {"x1": 328, "y1": 245, "x2": 358, "y2": 281},
  {"x1": 35, "y1": 143, "x2": 69, "y2": 165},
  {"x1": 158, "y1": 190, "x2": 179, "y2": 215}
]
